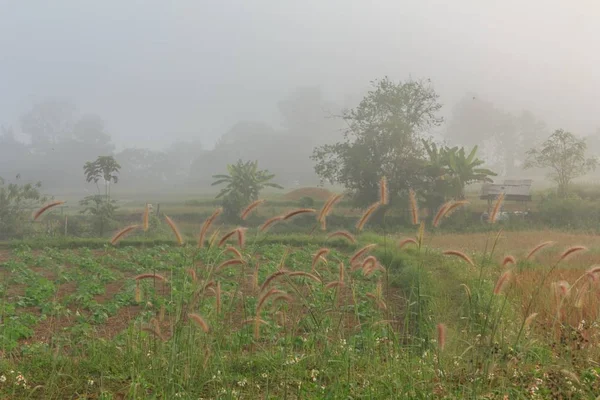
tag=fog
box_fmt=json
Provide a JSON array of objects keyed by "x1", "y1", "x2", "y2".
[{"x1": 1, "y1": 0, "x2": 599, "y2": 192}]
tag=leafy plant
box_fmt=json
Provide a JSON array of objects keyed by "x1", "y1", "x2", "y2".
[
  {"x1": 424, "y1": 141, "x2": 496, "y2": 201},
  {"x1": 212, "y1": 159, "x2": 283, "y2": 222},
  {"x1": 0, "y1": 176, "x2": 48, "y2": 239},
  {"x1": 79, "y1": 194, "x2": 118, "y2": 236}
]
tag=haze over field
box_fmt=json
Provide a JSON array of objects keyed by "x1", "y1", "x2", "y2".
[{"x1": 0, "y1": 0, "x2": 598, "y2": 192}]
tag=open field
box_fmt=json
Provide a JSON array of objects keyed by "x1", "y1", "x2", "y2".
[{"x1": 1, "y1": 226, "x2": 600, "y2": 399}]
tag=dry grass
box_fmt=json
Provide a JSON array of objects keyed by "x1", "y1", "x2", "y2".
[{"x1": 425, "y1": 230, "x2": 600, "y2": 261}]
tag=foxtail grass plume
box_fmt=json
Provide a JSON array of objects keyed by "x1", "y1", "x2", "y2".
[
  {"x1": 327, "y1": 230, "x2": 356, "y2": 244},
  {"x1": 318, "y1": 193, "x2": 344, "y2": 230},
  {"x1": 558, "y1": 246, "x2": 587, "y2": 263},
  {"x1": 553, "y1": 280, "x2": 570, "y2": 298},
  {"x1": 356, "y1": 202, "x2": 380, "y2": 232},
  {"x1": 525, "y1": 241, "x2": 555, "y2": 260},
  {"x1": 585, "y1": 265, "x2": 600, "y2": 282},
  {"x1": 488, "y1": 193, "x2": 505, "y2": 223},
  {"x1": 260, "y1": 215, "x2": 283, "y2": 232},
  {"x1": 350, "y1": 244, "x2": 377, "y2": 264},
  {"x1": 135, "y1": 273, "x2": 168, "y2": 283},
  {"x1": 441, "y1": 200, "x2": 470, "y2": 220},
  {"x1": 236, "y1": 227, "x2": 247, "y2": 248},
  {"x1": 187, "y1": 268, "x2": 197, "y2": 282},
  {"x1": 282, "y1": 208, "x2": 316, "y2": 220},
  {"x1": 408, "y1": 189, "x2": 418, "y2": 225},
  {"x1": 164, "y1": 215, "x2": 184, "y2": 245},
  {"x1": 493, "y1": 270, "x2": 512, "y2": 295},
  {"x1": 218, "y1": 229, "x2": 238, "y2": 247},
  {"x1": 241, "y1": 199, "x2": 266, "y2": 220},
  {"x1": 225, "y1": 246, "x2": 243, "y2": 260},
  {"x1": 257, "y1": 288, "x2": 287, "y2": 314},
  {"x1": 188, "y1": 313, "x2": 210, "y2": 333},
  {"x1": 437, "y1": 323, "x2": 447, "y2": 351},
  {"x1": 287, "y1": 271, "x2": 321, "y2": 284},
  {"x1": 399, "y1": 238, "x2": 418, "y2": 249},
  {"x1": 502, "y1": 255, "x2": 516, "y2": 267},
  {"x1": 379, "y1": 176, "x2": 389, "y2": 205},
  {"x1": 33, "y1": 200, "x2": 66, "y2": 221},
  {"x1": 524, "y1": 312, "x2": 538, "y2": 330},
  {"x1": 432, "y1": 201, "x2": 451, "y2": 227},
  {"x1": 312, "y1": 248, "x2": 330, "y2": 270},
  {"x1": 111, "y1": 225, "x2": 140, "y2": 245},
  {"x1": 216, "y1": 258, "x2": 244, "y2": 272},
  {"x1": 142, "y1": 203, "x2": 150, "y2": 231},
  {"x1": 198, "y1": 208, "x2": 222, "y2": 248},
  {"x1": 443, "y1": 250, "x2": 475, "y2": 266},
  {"x1": 260, "y1": 270, "x2": 288, "y2": 292}
]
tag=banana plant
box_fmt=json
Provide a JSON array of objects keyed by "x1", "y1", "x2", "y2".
[{"x1": 212, "y1": 160, "x2": 283, "y2": 221}]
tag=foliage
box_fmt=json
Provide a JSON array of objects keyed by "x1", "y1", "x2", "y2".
[
  {"x1": 423, "y1": 140, "x2": 496, "y2": 202},
  {"x1": 80, "y1": 156, "x2": 122, "y2": 236},
  {"x1": 212, "y1": 159, "x2": 283, "y2": 222},
  {"x1": 0, "y1": 176, "x2": 47, "y2": 240},
  {"x1": 84, "y1": 155, "x2": 121, "y2": 197},
  {"x1": 312, "y1": 76, "x2": 443, "y2": 207},
  {"x1": 525, "y1": 129, "x2": 597, "y2": 196},
  {"x1": 78, "y1": 194, "x2": 119, "y2": 237}
]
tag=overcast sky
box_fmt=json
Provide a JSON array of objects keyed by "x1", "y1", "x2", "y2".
[{"x1": 1, "y1": 0, "x2": 598, "y2": 151}]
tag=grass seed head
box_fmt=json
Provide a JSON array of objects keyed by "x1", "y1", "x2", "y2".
[
  {"x1": 33, "y1": 200, "x2": 66, "y2": 221},
  {"x1": 164, "y1": 215, "x2": 184, "y2": 245},
  {"x1": 241, "y1": 199, "x2": 266, "y2": 220}
]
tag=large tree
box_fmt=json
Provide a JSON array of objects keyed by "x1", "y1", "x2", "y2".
[
  {"x1": 525, "y1": 129, "x2": 597, "y2": 196},
  {"x1": 311, "y1": 76, "x2": 443, "y2": 207}
]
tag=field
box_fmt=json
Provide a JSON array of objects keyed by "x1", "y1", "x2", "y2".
[{"x1": 2, "y1": 209, "x2": 600, "y2": 399}]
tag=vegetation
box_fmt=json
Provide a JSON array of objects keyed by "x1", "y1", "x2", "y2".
[
  {"x1": 423, "y1": 141, "x2": 496, "y2": 210},
  {"x1": 212, "y1": 159, "x2": 283, "y2": 222},
  {"x1": 0, "y1": 176, "x2": 47, "y2": 240},
  {"x1": 1, "y1": 186, "x2": 600, "y2": 399},
  {"x1": 312, "y1": 77, "x2": 443, "y2": 207},
  {"x1": 3, "y1": 73, "x2": 600, "y2": 399},
  {"x1": 525, "y1": 129, "x2": 597, "y2": 197},
  {"x1": 80, "y1": 156, "x2": 122, "y2": 236}
]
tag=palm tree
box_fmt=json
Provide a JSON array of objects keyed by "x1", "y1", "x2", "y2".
[
  {"x1": 84, "y1": 156, "x2": 121, "y2": 199},
  {"x1": 212, "y1": 160, "x2": 283, "y2": 221}
]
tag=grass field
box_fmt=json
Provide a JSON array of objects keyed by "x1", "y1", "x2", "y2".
[{"x1": 1, "y1": 218, "x2": 600, "y2": 398}]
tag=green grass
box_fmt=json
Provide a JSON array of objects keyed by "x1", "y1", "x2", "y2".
[{"x1": 1, "y1": 225, "x2": 599, "y2": 399}]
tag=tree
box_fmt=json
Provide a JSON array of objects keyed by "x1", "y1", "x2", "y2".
[
  {"x1": 423, "y1": 141, "x2": 496, "y2": 210},
  {"x1": 20, "y1": 99, "x2": 76, "y2": 151},
  {"x1": 525, "y1": 129, "x2": 597, "y2": 196},
  {"x1": 0, "y1": 176, "x2": 47, "y2": 240},
  {"x1": 83, "y1": 156, "x2": 121, "y2": 199},
  {"x1": 212, "y1": 160, "x2": 283, "y2": 222},
  {"x1": 311, "y1": 76, "x2": 443, "y2": 207},
  {"x1": 82, "y1": 155, "x2": 121, "y2": 236}
]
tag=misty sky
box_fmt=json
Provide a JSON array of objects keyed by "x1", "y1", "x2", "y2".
[{"x1": 1, "y1": 0, "x2": 598, "y2": 151}]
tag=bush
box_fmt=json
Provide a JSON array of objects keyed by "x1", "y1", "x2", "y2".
[
  {"x1": 298, "y1": 196, "x2": 315, "y2": 208},
  {"x1": 534, "y1": 192, "x2": 600, "y2": 230}
]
